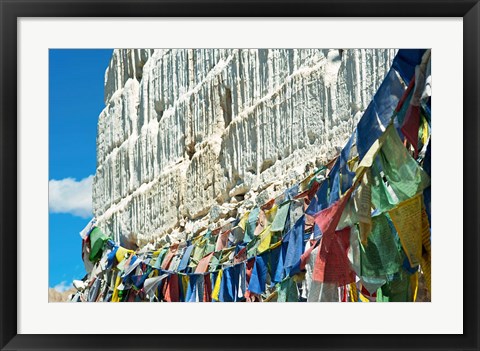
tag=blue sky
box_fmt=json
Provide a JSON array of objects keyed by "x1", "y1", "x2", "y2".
[{"x1": 49, "y1": 49, "x2": 113, "y2": 291}]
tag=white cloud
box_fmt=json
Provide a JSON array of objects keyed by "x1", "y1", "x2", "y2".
[
  {"x1": 52, "y1": 281, "x2": 73, "y2": 293},
  {"x1": 49, "y1": 175, "x2": 94, "y2": 218}
]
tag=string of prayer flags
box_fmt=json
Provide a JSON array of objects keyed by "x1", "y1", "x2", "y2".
[{"x1": 70, "y1": 49, "x2": 431, "y2": 303}]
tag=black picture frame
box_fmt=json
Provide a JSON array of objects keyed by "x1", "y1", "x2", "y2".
[{"x1": 1, "y1": 1, "x2": 479, "y2": 350}]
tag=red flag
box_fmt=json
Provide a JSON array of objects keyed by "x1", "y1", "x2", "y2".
[
  {"x1": 160, "y1": 252, "x2": 174, "y2": 270},
  {"x1": 234, "y1": 247, "x2": 247, "y2": 264},
  {"x1": 244, "y1": 259, "x2": 256, "y2": 301},
  {"x1": 312, "y1": 188, "x2": 355, "y2": 284},
  {"x1": 395, "y1": 76, "x2": 416, "y2": 113},
  {"x1": 203, "y1": 275, "x2": 212, "y2": 302},
  {"x1": 195, "y1": 252, "x2": 214, "y2": 273},
  {"x1": 307, "y1": 180, "x2": 321, "y2": 200},
  {"x1": 313, "y1": 188, "x2": 352, "y2": 236},
  {"x1": 300, "y1": 239, "x2": 319, "y2": 270},
  {"x1": 246, "y1": 258, "x2": 255, "y2": 283},
  {"x1": 261, "y1": 198, "x2": 275, "y2": 211},
  {"x1": 215, "y1": 230, "x2": 230, "y2": 251},
  {"x1": 163, "y1": 274, "x2": 179, "y2": 302},
  {"x1": 313, "y1": 227, "x2": 356, "y2": 286},
  {"x1": 161, "y1": 243, "x2": 179, "y2": 270},
  {"x1": 401, "y1": 105, "x2": 421, "y2": 158},
  {"x1": 361, "y1": 285, "x2": 377, "y2": 298}
]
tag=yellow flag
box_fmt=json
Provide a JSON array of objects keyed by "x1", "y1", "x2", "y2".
[
  {"x1": 300, "y1": 173, "x2": 315, "y2": 192},
  {"x1": 355, "y1": 123, "x2": 392, "y2": 182},
  {"x1": 212, "y1": 269, "x2": 223, "y2": 301},
  {"x1": 421, "y1": 208, "x2": 431, "y2": 254},
  {"x1": 355, "y1": 170, "x2": 372, "y2": 244},
  {"x1": 421, "y1": 256, "x2": 431, "y2": 293},
  {"x1": 357, "y1": 139, "x2": 381, "y2": 173},
  {"x1": 115, "y1": 246, "x2": 133, "y2": 262},
  {"x1": 182, "y1": 275, "x2": 190, "y2": 297},
  {"x1": 111, "y1": 274, "x2": 122, "y2": 302},
  {"x1": 219, "y1": 247, "x2": 236, "y2": 264},
  {"x1": 420, "y1": 207, "x2": 431, "y2": 293},
  {"x1": 347, "y1": 156, "x2": 359, "y2": 174},
  {"x1": 389, "y1": 194, "x2": 423, "y2": 267},
  {"x1": 421, "y1": 115, "x2": 429, "y2": 146},
  {"x1": 410, "y1": 272, "x2": 419, "y2": 302},
  {"x1": 238, "y1": 211, "x2": 250, "y2": 231},
  {"x1": 359, "y1": 292, "x2": 370, "y2": 303},
  {"x1": 349, "y1": 282, "x2": 358, "y2": 302},
  {"x1": 257, "y1": 225, "x2": 273, "y2": 253},
  {"x1": 265, "y1": 205, "x2": 278, "y2": 225},
  {"x1": 268, "y1": 240, "x2": 282, "y2": 251}
]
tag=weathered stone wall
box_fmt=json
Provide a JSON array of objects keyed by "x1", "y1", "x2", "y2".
[{"x1": 92, "y1": 49, "x2": 397, "y2": 246}]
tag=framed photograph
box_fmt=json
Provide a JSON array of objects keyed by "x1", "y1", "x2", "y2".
[{"x1": 2, "y1": 1, "x2": 479, "y2": 350}]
